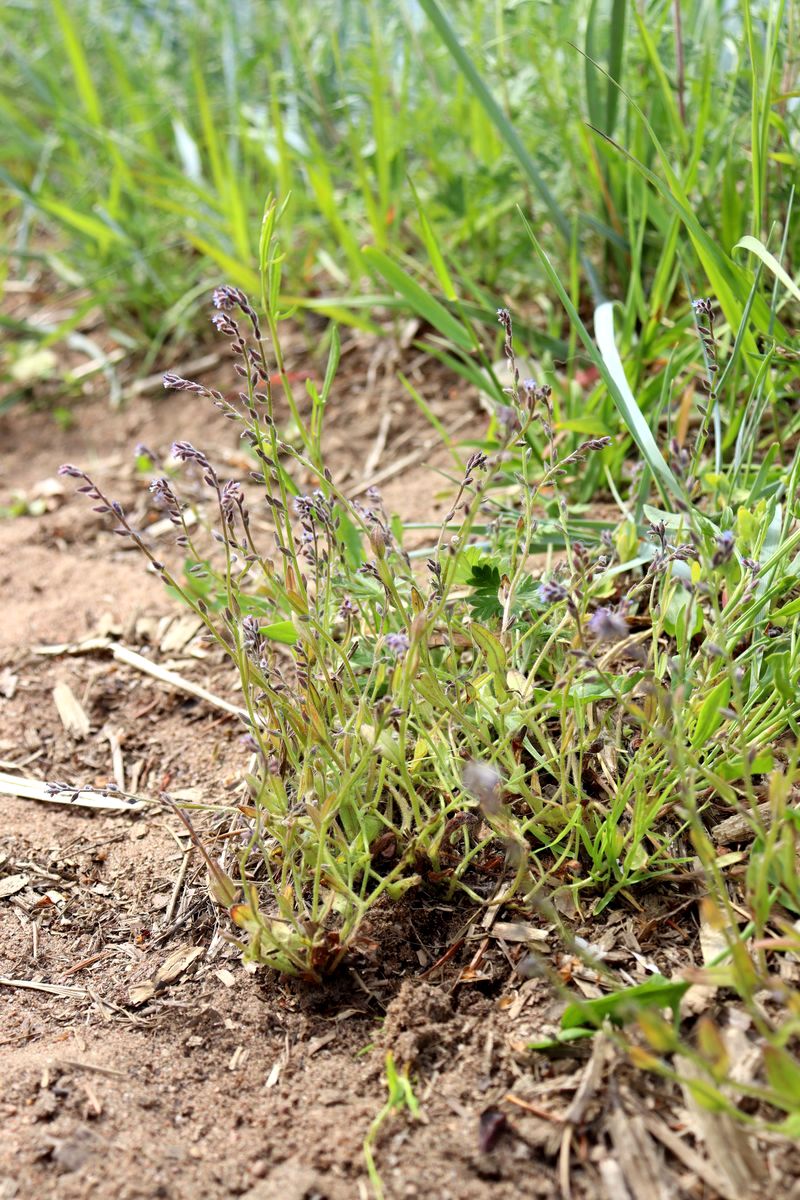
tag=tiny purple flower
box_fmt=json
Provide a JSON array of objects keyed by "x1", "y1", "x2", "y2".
[
  {"x1": 385, "y1": 632, "x2": 410, "y2": 659},
  {"x1": 712, "y1": 529, "x2": 735, "y2": 567},
  {"x1": 538, "y1": 579, "x2": 568, "y2": 605},
  {"x1": 462, "y1": 760, "x2": 503, "y2": 815},
  {"x1": 587, "y1": 607, "x2": 628, "y2": 641}
]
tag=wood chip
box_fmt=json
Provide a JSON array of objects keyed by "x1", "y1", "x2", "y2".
[
  {"x1": 147, "y1": 508, "x2": 198, "y2": 540},
  {"x1": 0, "y1": 772, "x2": 144, "y2": 813},
  {"x1": 0, "y1": 873, "x2": 29, "y2": 899},
  {"x1": 103, "y1": 726, "x2": 125, "y2": 791},
  {"x1": 52, "y1": 683, "x2": 90, "y2": 739},
  {"x1": 129, "y1": 945, "x2": 205, "y2": 1007},
  {"x1": 155, "y1": 945, "x2": 204, "y2": 986},
  {"x1": 228, "y1": 1045, "x2": 248, "y2": 1071},
  {"x1": 712, "y1": 800, "x2": 781, "y2": 845},
  {"x1": 306, "y1": 1031, "x2": 337, "y2": 1057},
  {"x1": 0, "y1": 669, "x2": 18, "y2": 699},
  {"x1": 34, "y1": 635, "x2": 113, "y2": 656},
  {"x1": 0, "y1": 976, "x2": 88, "y2": 998},
  {"x1": 608, "y1": 1106, "x2": 673, "y2": 1200},
  {"x1": 677, "y1": 1055, "x2": 763, "y2": 1198},
  {"x1": 642, "y1": 1114, "x2": 738, "y2": 1200},
  {"x1": 128, "y1": 981, "x2": 156, "y2": 1006},
  {"x1": 35, "y1": 640, "x2": 245, "y2": 719},
  {"x1": 265, "y1": 1060, "x2": 282, "y2": 1088},
  {"x1": 493, "y1": 921, "x2": 550, "y2": 944},
  {"x1": 681, "y1": 909, "x2": 728, "y2": 1016},
  {"x1": 159, "y1": 614, "x2": 204, "y2": 655},
  {"x1": 57, "y1": 1058, "x2": 127, "y2": 1079},
  {"x1": 597, "y1": 1159, "x2": 633, "y2": 1200}
]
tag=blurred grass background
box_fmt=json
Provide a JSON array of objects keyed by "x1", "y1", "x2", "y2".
[{"x1": 2, "y1": 0, "x2": 796, "y2": 360}]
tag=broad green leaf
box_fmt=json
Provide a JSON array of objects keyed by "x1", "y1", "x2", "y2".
[
  {"x1": 258, "y1": 620, "x2": 298, "y2": 645},
  {"x1": 717, "y1": 751, "x2": 774, "y2": 782},
  {"x1": 764, "y1": 1046, "x2": 800, "y2": 1110},
  {"x1": 470, "y1": 622, "x2": 508, "y2": 699},
  {"x1": 691, "y1": 678, "x2": 731, "y2": 749}
]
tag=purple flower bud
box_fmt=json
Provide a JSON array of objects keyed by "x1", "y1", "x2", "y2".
[
  {"x1": 212, "y1": 285, "x2": 241, "y2": 311},
  {"x1": 220, "y1": 480, "x2": 243, "y2": 520},
  {"x1": 211, "y1": 311, "x2": 238, "y2": 337},
  {"x1": 385, "y1": 632, "x2": 410, "y2": 659},
  {"x1": 241, "y1": 614, "x2": 262, "y2": 658},
  {"x1": 163, "y1": 373, "x2": 208, "y2": 393},
  {"x1": 149, "y1": 477, "x2": 179, "y2": 509},
  {"x1": 462, "y1": 760, "x2": 503, "y2": 815},
  {"x1": 293, "y1": 495, "x2": 314, "y2": 521},
  {"x1": 712, "y1": 529, "x2": 735, "y2": 567},
  {"x1": 538, "y1": 579, "x2": 568, "y2": 605},
  {"x1": 587, "y1": 607, "x2": 629, "y2": 641}
]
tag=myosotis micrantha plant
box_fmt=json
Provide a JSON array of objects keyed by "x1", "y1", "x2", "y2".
[
  {"x1": 59, "y1": 271, "x2": 800, "y2": 967},
  {"x1": 58, "y1": 258, "x2": 800, "y2": 1129}
]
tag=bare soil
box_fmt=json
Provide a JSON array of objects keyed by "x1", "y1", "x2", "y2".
[{"x1": 1, "y1": 320, "x2": 794, "y2": 1200}]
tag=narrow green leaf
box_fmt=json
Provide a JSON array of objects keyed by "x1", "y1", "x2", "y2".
[
  {"x1": 416, "y1": 0, "x2": 603, "y2": 303},
  {"x1": 186, "y1": 235, "x2": 260, "y2": 292},
  {"x1": 363, "y1": 246, "x2": 473, "y2": 350},
  {"x1": 561, "y1": 976, "x2": 690, "y2": 1031},
  {"x1": 320, "y1": 325, "x2": 340, "y2": 405},
  {"x1": 691, "y1": 679, "x2": 731, "y2": 749},
  {"x1": 734, "y1": 235, "x2": 800, "y2": 304},
  {"x1": 409, "y1": 178, "x2": 457, "y2": 301},
  {"x1": 40, "y1": 198, "x2": 126, "y2": 246},
  {"x1": 50, "y1": 0, "x2": 102, "y2": 125},
  {"x1": 522, "y1": 215, "x2": 681, "y2": 501},
  {"x1": 764, "y1": 1046, "x2": 800, "y2": 1110}
]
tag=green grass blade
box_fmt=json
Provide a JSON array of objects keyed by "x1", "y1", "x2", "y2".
[
  {"x1": 362, "y1": 246, "x2": 474, "y2": 350},
  {"x1": 408, "y1": 178, "x2": 457, "y2": 302},
  {"x1": 415, "y1": 0, "x2": 604, "y2": 303},
  {"x1": 521, "y1": 212, "x2": 681, "y2": 501},
  {"x1": 186, "y1": 234, "x2": 260, "y2": 292},
  {"x1": 580, "y1": 49, "x2": 783, "y2": 342},
  {"x1": 605, "y1": 0, "x2": 627, "y2": 138},
  {"x1": 734, "y1": 235, "x2": 800, "y2": 305},
  {"x1": 320, "y1": 325, "x2": 340, "y2": 405},
  {"x1": 585, "y1": 0, "x2": 627, "y2": 138},
  {"x1": 50, "y1": 0, "x2": 102, "y2": 126}
]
